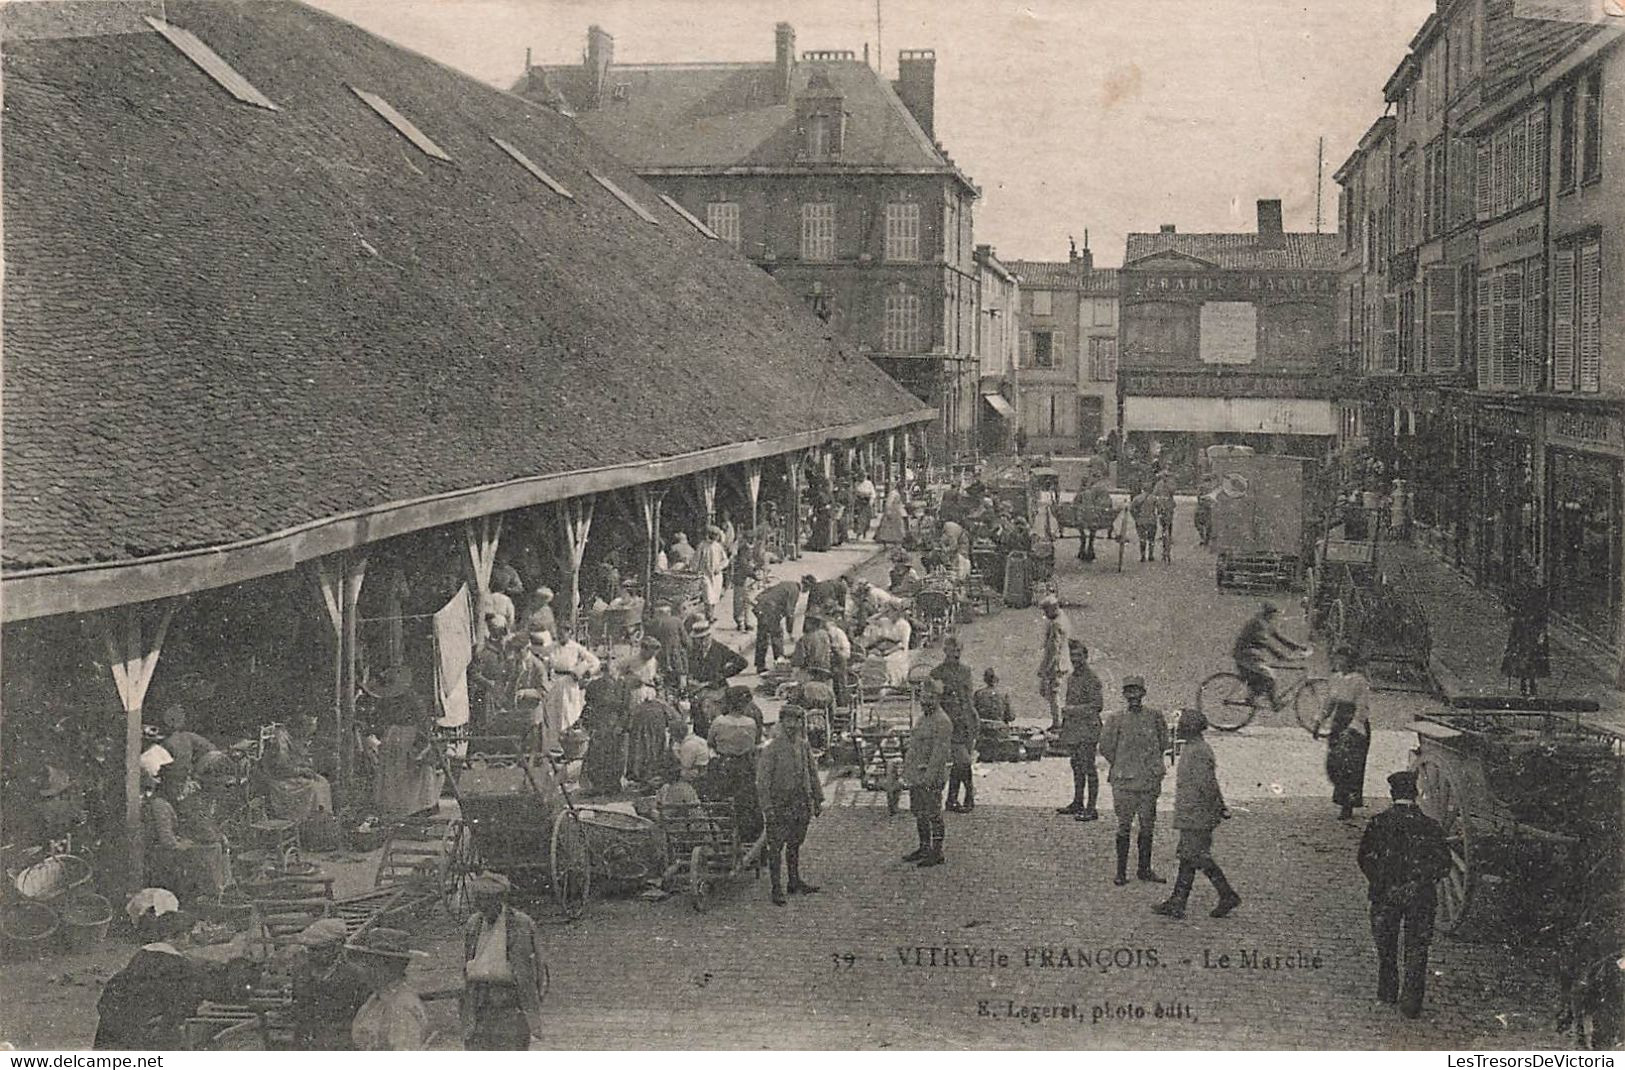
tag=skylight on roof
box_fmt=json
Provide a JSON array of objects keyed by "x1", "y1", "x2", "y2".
[
  {"x1": 350, "y1": 87, "x2": 451, "y2": 162},
  {"x1": 490, "y1": 137, "x2": 573, "y2": 199},
  {"x1": 591, "y1": 173, "x2": 660, "y2": 225},
  {"x1": 144, "y1": 16, "x2": 278, "y2": 111},
  {"x1": 658, "y1": 195, "x2": 719, "y2": 240}
]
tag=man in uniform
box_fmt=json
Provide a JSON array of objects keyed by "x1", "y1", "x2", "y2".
[
  {"x1": 1099, "y1": 676, "x2": 1170, "y2": 886},
  {"x1": 756, "y1": 705, "x2": 823, "y2": 905},
  {"x1": 1056, "y1": 641, "x2": 1103, "y2": 821},
  {"x1": 1153, "y1": 709, "x2": 1241, "y2": 919},
  {"x1": 1357, "y1": 770, "x2": 1451, "y2": 1018},
  {"x1": 903, "y1": 679, "x2": 954, "y2": 867},
  {"x1": 930, "y1": 637, "x2": 978, "y2": 813},
  {"x1": 1037, "y1": 595, "x2": 1072, "y2": 731}
]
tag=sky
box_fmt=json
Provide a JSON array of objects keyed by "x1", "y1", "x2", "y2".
[{"x1": 312, "y1": 0, "x2": 1437, "y2": 266}]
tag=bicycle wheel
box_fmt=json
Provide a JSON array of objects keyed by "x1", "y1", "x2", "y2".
[
  {"x1": 549, "y1": 809, "x2": 591, "y2": 921},
  {"x1": 1196, "y1": 671, "x2": 1255, "y2": 731},
  {"x1": 1292, "y1": 677, "x2": 1329, "y2": 736}
]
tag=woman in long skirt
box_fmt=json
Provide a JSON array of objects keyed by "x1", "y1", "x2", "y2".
[
  {"x1": 579, "y1": 674, "x2": 628, "y2": 797},
  {"x1": 1321, "y1": 646, "x2": 1372, "y2": 820},
  {"x1": 373, "y1": 666, "x2": 440, "y2": 818},
  {"x1": 874, "y1": 490, "x2": 908, "y2": 546}
]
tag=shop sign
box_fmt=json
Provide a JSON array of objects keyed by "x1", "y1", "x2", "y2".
[
  {"x1": 1480, "y1": 212, "x2": 1544, "y2": 269},
  {"x1": 1478, "y1": 405, "x2": 1536, "y2": 438},
  {"x1": 1547, "y1": 409, "x2": 1624, "y2": 454}
]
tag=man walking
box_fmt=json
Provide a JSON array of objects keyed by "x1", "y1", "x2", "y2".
[
  {"x1": 753, "y1": 576, "x2": 803, "y2": 673},
  {"x1": 1037, "y1": 595, "x2": 1073, "y2": 731},
  {"x1": 930, "y1": 637, "x2": 978, "y2": 813},
  {"x1": 1153, "y1": 710, "x2": 1241, "y2": 919},
  {"x1": 1099, "y1": 676, "x2": 1169, "y2": 886},
  {"x1": 756, "y1": 705, "x2": 823, "y2": 905},
  {"x1": 460, "y1": 872, "x2": 543, "y2": 1050},
  {"x1": 1056, "y1": 641, "x2": 1103, "y2": 821},
  {"x1": 1357, "y1": 770, "x2": 1451, "y2": 1018},
  {"x1": 903, "y1": 679, "x2": 953, "y2": 867},
  {"x1": 645, "y1": 601, "x2": 688, "y2": 692}
]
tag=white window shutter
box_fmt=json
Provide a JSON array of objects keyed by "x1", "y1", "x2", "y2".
[
  {"x1": 1428, "y1": 267, "x2": 1458, "y2": 372},
  {"x1": 1500, "y1": 266, "x2": 1522, "y2": 391},
  {"x1": 1527, "y1": 108, "x2": 1547, "y2": 203},
  {"x1": 1521, "y1": 259, "x2": 1543, "y2": 391},
  {"x1": 1019, "y1": 330, "x2": 1031, "y2": 369},
  {"x1": 1579, "y1": 241, "x2": 1602, "y2": 392},
  {"x1": 1510, "y1": 121, "x2": 1528, "y2": 209},
  {"x1": 1552, "y1": 247, "x2": 1577, "y2": 392},
  {"x1": 1476, "y1": 274, "x2": 1494, "y2": 389},
  {"x1": 1475, "y1": 140, "x2": 1492, "y2": 220}
]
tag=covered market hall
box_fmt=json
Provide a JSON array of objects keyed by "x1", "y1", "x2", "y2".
[{"x1": 0, "y1": 0, "x2": 932, "y2": 895}]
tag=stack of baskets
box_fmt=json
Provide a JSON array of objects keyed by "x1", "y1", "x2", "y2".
[{"x1": 2, "y1": 852, "x2": 109, "y2": 958}]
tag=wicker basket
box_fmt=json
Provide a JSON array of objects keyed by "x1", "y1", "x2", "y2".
[
  {"x1": 2, "y1": 901, "x2": 59, "y2": 960},
  {"x1": 58, "y1": 890, "x2": 112, "y2": 952}
]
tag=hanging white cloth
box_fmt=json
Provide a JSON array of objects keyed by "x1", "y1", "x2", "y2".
[{"x1": 433, "y1": 585, "x2": 474, "y2": 727}]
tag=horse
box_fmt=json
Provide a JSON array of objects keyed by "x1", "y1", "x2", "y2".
[{"x1": 1050, "y1": 487, "x2": 1118, "y2": 562}]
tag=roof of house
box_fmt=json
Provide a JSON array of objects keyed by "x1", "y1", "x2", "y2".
[
  {"x1": 1004, "y1": 262, "x2": 1119, "y2": 294},
  {"x1": 1, "y1": 0, "x2": 927, "y2": 593},
  {"x1": 524, "y1": 55, "x2": 973, "y2": 187},
  {"x1": 1481, "y1": 15, "x2": 1602, "y2": 107},
  {"x1": 1123, "y1": 232, "x2": 1342, "y2": 272}
]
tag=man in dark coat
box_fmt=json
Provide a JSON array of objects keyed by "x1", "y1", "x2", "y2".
[
  {"x1": 903, "y1": 680, "x2": 954, "y2": 867},
  {"x1": 687, "y1": 619, "x2": 748, "y2": 734},
  {"x1": 753, "y1": 578, "x2": 802, "y2": 673},
  {"x1": 644, "y1": 601, "x2": 688, "y2": 691},
  {"x1": 1152, "y1": 709, "x2": 1240, "y2": 919},
  {"x1": 929, "y1": 637, "x2": 978, "y2": 813},
  {"x1": 94, "y1": 908, "x2": 207, "y2": 1050},
  {"x1": 756, "y1": 705, "x2": 823, "y2": 905},
  {"x1": 1056, "y1": 641, "x2": 1103, "y2": 820},
  {"x1": 1357, "y1": 770, "x2": 1452, "y2": 1018}
]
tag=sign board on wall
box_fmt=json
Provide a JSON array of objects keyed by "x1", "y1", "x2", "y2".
[
  {"x1": 1125, "y1": 396, "x2": 1336, "y2": 436},
  {"x1": 1199, "y1": 302, "x2": 1257, "y2": 365}
]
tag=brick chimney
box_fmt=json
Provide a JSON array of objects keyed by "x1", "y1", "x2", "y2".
[
  {"x1": 1257, "y1": 199, "x2": 1285, "y2": 249},
  {"x1": 585, "y1": 25, "x2": 614, "y2": 109},
  {"x1": 893, "y1": 49, "x2": 936, "y2": 137},
  {"x1": 775, "y1": 23, "x2": 796, "y2": 104}
]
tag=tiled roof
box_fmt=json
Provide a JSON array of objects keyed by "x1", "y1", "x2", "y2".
[
  {"x1": 1482, "y1": 5, "x2": 1602, "y2": 106},
  {"x1": 524, "y1": 58, "x2": 964, "y2": 178},
  {"x1": 1123, "y1": 232, "x2": 1342, "y2": 272},
  {"x1": 1005, "y1": 261, "x2": 1119, "y2": 293},
  {"x1": 1, "y1": 0, "x2": 926, "y2": 574}
]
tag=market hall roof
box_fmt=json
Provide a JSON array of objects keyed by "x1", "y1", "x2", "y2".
[
  {"x1": 0, "y1": 0, "x2": 931, "y2": 621},
  {"x1": 1123, "y1": 232, "x2": 1342, "y2": 273}
]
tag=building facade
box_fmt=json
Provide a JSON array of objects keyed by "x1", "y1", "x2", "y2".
[
  {"x1": 1006, "y1": 246, "x2": 1120, "y2": 455},
  {"x1": 1117, "y1": 201, "x2": 1344, "y2": 481},
  {"x1": 1335, "y1": 4, "x2": 1622, "y2": 681},
  {"x1": 526, "y1": 25, "x2": 980, "y2": 454},
  {"x1": 973, "y1": 244, "x2": 1021, "y2": 454}
]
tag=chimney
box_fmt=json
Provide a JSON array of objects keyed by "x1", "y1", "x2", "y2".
[
  {"x1": 1257, "y1": 199, "x2": 1285, "y2": 249},
  {"x1": 1160, "y1": 224, "x2": 1177, "y2": 234},
  {"x1": 585, "y1": 25, "x2": 614, "y2": 109},
  {"x1": 775, "y1": 23, "x2": 796, "y2": 104},
  {"x1": 893, "y1": 49, "x2": 936, "y2": 137}
]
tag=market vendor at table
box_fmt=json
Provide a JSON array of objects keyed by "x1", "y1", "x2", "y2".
[
  {"x1": 143, "y1": 764, "x2": 227, "y2": 903},
  {"x1": 262, "y1": 715, "x2": 333, "y2": 823}
]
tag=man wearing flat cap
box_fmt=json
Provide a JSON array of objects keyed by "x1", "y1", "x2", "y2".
[
  {"x1": 688, "y1": 618, "x2": 748, "y2": 735},
  {"x1": 903, "y1": 679, "x2": 954, "y2": 867},
  {"x1": 1100, "y1": 675, "x2": 1170, "y2": 886},
  {"x1": 1358, "y1": 770, "x2": 1451, "y2": 1018},
  {"x1": 461, "y1": 871, "x2": 545, "y2": 1048},
  {"x1": 756, "y1": 705, "x2": 823, "y2": 905}
]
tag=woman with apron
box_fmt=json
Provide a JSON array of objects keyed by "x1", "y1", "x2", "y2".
[{"x1": 1321, "y1": 646, "x2": 1372, "y2": 820}]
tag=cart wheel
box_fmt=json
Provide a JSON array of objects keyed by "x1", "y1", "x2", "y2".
[
  {"x1": 689, "y1": 846, "x2": 710, "y2": 913},
  {"x1": 1195, "y1": 671, "x2": 1255, "y2": 731},
  {"x1": 440, "y1": 819, "x2": 476, "y2": 919},
  {"x1": 1292, "y1": 677, "x2": 1328, "y2": 735},
  {"x1": 549, "y1": 809, "x2": 591, "y2": 921},
  {"x1": 1416, "y1": 758, "x2": 1473, "y2": 933}
]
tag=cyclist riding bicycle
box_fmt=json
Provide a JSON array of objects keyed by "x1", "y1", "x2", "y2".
[{"x1": 1231, "y1": 602, "x2": 1309, "y2": 711}]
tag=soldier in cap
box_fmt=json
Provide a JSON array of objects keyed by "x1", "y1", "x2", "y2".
[
  {"x1": 902, "y1": 678, "x2": 954, "y2": 867},
  {"x1": 756, "y1": 705, "x2": 823, "y2": 904},
  {"x1": 461, "y1": 871, "x2": 545, "y2": 1048},
  {"x1": 1099, "y1": 675, "x2": 1170, "y2": 885},
  {"x1": 1152, "y1": 709, "x2": 1241, "y2": 919},
  {"x1": 1357, "y1": 770, "x2": 1451, "y2": 1018}
]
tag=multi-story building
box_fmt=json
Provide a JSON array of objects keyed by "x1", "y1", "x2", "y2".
[
  {"x1": 1117, "y1": 201, "x2": 1343, "y2": 480},
  {"x1": 1332, "y1": 115, "x2": 1396, "y2": 454},
  {"x1": 1005, "y1": 245, "x2": 1120, "y2": 455},
  {"x1": 973, "y1": 244, "x2": 1020, "y2": 454},
  {"x1": 524, "y1": 25, "x2": 981, "y2": 453},
  {"x1": 1335, "y1": 5, "x2": 1621, "y2": 681}
]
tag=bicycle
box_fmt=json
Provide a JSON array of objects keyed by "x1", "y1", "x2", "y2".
[{"x1": 1194, "y1": 652, "x2": 1327, "y2": 732}]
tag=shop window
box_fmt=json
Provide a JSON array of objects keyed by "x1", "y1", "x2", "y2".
[{"x1": 1547, "y1": 449, "x2": 1622, "y2": 643}]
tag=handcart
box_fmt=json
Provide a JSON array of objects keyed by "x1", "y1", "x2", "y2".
[{"x1": 659, "y1": 801, "x2": 767, "y2": 912}]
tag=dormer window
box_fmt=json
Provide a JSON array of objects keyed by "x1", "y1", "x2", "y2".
[
  {"x1": 797, "y1": 70, "x2": 846, "y2": 160},
  {"x1": 807, "y1": 114, "x2": 832, "y2": 157}
]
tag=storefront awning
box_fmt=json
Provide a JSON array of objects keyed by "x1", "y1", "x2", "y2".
[
  {"x1": 1124, "y1": 396, "x2": 1335, "y2": 436},
  {"x1": 982, "y1": 393, "x2": 1016, "y2": 419}
]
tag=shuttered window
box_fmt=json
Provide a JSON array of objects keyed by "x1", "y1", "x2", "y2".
[
  {"x1": 1475, "y1": 274, "x2": 1494, "y2": 388},
  {"x1": 1527, "y1": 107, "x2": 1547, "y2": 203},
  {"x1": 1521, "y1": 259, "x2": 1543, "y2": 392},
  {"x1": 1578, "y1": 240, "x2": 1602, "y2": 392},
  {"x1": 1475, "y1": 141, "x2": 1493, "y2": 220},
  {"x1": 1382, "y1": 294, "x2": 1399, "y2": 372},
  {"x1": 1552, "y1": 247, "x2": 1577, "y2": 392},
  {"x1": 1426, "y1": 266, "x2": 1458, "y2": 372},
  {"x1": 1498, "y1": 266, "x2": 1523, "y2": 392},
  {"x1": 1492, "y1": 128, "x2": 1511, "y2": 218}
]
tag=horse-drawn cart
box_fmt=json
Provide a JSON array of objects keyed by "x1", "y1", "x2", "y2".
[
  {"x1": 1412, "y1": 706, "x2": 1623, "y2": 1046},
  {"x1": 1307, "y1": 519, "x2": 1430, "y2": 683}
]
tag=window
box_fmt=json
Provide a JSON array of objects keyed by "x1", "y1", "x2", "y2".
[
  {"x1": 1088, "y1": 298, "x2": 1115, "y2": 326},
  {"x1": 1477, "y1": 257, "x2": 1545, "y2": 391},
  {"x1": 1422, "y1": 141, "x2": 1445, "y2": 240},
  {"x1": 1425, "y1": 266, "x2": 1459, "y2": 372},
  {"x1": 351, "y1": 87, "x2": 450, "y2": 161},
  {"x1": 885, "y1": 202, "x2": 920, "y2": 261},
  {"x1": 1088, "y1": 337, "x2": 1117, "y2": 381},
  {"x1": 1031, "y1": 290, "x2": 1052, "y2": 316},
  {"x1": 706, "y1": 202, "x2": 741, "y2": 248},
  {"x1": 807, "y1": 115, "x2": 831, "y2": 157},
  {"x1": 1382, "y1": 293, "x2": 1399, "y2": 372},
  {"x1": 1560, "y1": 83, "x2": 1579, "y2": 192},
  {"x1": 1029, "y1": 330, "x2": 1056, "y2": 368},
  {"x1": 146, "y1": 16, "x2": 278, "y2": 111},
  {"x1": 491, "y1": 137, "x2": 573, "y2": 198},
  {"x1": 1552, "y1": 237, "x2": 1603, "y2": 393},
  {"x1": 800, "y1": 203, "x2": 835, "y2": 261},
  {"x1": 1479, "y1": 107, "x2": 1546, "y2": 220},
  {"x1": 883, "y1": 289, "x2": 922, "y2": 352},
  {"x1": 1581, "y1": 71, "x2": 1603, "y2": 184}
]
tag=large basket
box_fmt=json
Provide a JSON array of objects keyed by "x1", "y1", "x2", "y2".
[
  {"x1": 12, "y1": 853, "x2": 92, "y2": 903},
  {"x1": 58, "y1": 889, "x2": 112, "y2": 952},
  {"x1": 577, "y1": 808, "x2": 663, "y2": 884},
  {"x1": 1, "y1": 901, "x2": 59, "y2": 960}
]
